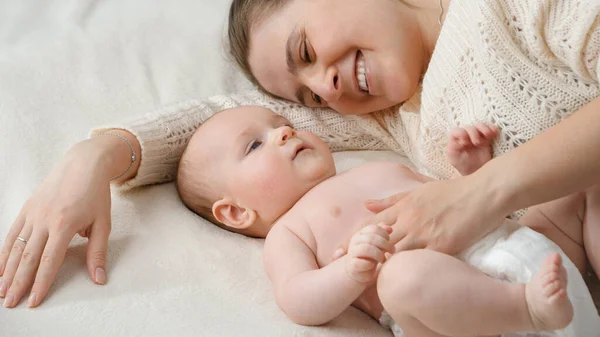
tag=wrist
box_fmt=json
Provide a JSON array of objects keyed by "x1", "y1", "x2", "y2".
[
  {"x1": 70, "y1": 132, "x2": 135, "y2": 183},
  {"x1": 94, "y1": 129, "x2": 141, "y2": 183},
  {"x1": 469, "y1": 159, "x2": 520, "y2": 217}
]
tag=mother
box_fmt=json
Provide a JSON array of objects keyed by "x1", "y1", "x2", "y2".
[{"x1": 1, "y1": 0, "x2": 599, "y2": 310}]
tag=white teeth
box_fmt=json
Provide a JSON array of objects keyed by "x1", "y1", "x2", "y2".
[{"x1": 356, "y1": 53, "x2": 369, "y2": 92}]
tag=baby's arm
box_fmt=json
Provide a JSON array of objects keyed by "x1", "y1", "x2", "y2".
[
  {"x1": 447, "y1": 123, "x2": 499, "y2": 176},
  {"x1": 264, "y1": 223, "x2": 393, "y2": 326}
]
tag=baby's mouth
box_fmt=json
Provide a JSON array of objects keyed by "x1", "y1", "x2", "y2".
[{"x1": 292, "y1": 144, "x2": 310, "y2": 160}]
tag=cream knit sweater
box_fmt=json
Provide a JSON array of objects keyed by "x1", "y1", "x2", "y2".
[{"x1": 92, "y1": 0, "x2": 600, "y2": 190}]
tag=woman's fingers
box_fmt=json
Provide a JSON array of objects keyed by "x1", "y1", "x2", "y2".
[
  {"x1": 86, "y1": 218, "x2": 111, "y2": 285},
  {"x1": 0, "y1": 225, "x2": 33, "y2": 301},
  {"x1": 365, "y1": 192, "x2": 409, "y2": 214},
  {"x1": 3, "y1": 229, "x2": 48, "y2": 308},
  {"x1": 394, "y1": 235, "x2": 426, "y2": 253},
  {"x1": 0, "y1": 209, "x2": 27, "y2": 276},
  {"x1": 27, "y1": 233, "x2": 72, "y2": 308}
]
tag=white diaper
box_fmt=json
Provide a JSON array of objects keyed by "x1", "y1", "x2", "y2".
[{"x1": 379, "y1": 220, "x2": 600, "y2": 337}]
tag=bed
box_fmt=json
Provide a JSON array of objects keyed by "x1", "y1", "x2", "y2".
[
  {"x1": 1, "y1": 1, "x2": 598, "y2": 336},
  {"x1": 0, "y1": 1, "x2": 400, "y2": 336}
]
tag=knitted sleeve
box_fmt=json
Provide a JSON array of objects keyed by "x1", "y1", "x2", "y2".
[
  {"x1": 90, "y1": 90, "x2": 397, "y2": 190},
  {"x1": 544, "y1": 0, "x2": 600, "y2": 83},
  {"x1": 508, "y1": 0, "x2": 600, "y2": 84}
]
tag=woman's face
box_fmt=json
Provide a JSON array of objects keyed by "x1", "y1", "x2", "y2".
[{"x1": 248, "y1": 0, "x2": 427, "y2": 115}]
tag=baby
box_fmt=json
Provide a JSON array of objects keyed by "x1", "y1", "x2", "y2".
[{"x1": 176, "y1": 106, "x2": 599, "y2": 337}]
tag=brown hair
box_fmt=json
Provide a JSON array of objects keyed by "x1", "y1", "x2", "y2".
[
  {"x1": 228, "y1": 0, "x2": 289, "y2": 87},
  {"x1": 176, "y1": 153, "x2": 221, "y2": 226},
  {"x1": 176, "y1": 127, "x2": 247, "y2": 236}
]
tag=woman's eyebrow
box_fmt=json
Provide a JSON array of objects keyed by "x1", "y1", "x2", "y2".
[{"x1": 286, "y1": 27, "x2": 299, "y2": 76}]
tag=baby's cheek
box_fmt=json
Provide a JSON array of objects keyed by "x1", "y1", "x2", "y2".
[{"x1": 247, "y1": 162, "x2": 290, "y2": 196}]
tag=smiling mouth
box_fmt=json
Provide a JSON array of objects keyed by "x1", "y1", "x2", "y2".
[{"x1": 356, "y1": 51, "x2": 369, "y2": 93}]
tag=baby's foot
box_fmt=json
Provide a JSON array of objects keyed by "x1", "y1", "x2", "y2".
[
  {"x1": 525, "y1": 253, "x2": 574, "y2": 331},
  {"x1": 447, "y1": 123, "x2": 499, "y2": 175}
]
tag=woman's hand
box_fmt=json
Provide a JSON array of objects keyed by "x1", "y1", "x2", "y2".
[
  {"x1": 364, "y1": 175, "x2": 508, "y2": 255},
  {"x1": 0, "y1": 139, "x2": 117, "y2": 308}
]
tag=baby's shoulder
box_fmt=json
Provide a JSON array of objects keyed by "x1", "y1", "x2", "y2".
[{"x1": 267, "y1": 212, "x2": 315, "y2": 249}]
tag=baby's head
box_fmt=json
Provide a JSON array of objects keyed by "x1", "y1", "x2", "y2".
[{"x1": 176, "y1": 106, "x2": 336, "y2": 238}]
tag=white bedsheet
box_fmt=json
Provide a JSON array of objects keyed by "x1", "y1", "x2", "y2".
[{"x1": 0, "y1": 0, "x2": 399, "y2": 336}]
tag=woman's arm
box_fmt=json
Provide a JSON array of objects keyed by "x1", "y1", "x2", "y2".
[
  {"x1": 0, "y1": 98, "x2": 212, "y2": 309},
  {"x1": 366, "y1": 96, "x2": 600, "y2": 254},
  {"x1": 366, "y1": 0, "x2": 600, "y2": 254},
  {"x1": 93, "y1": 91, "x2": 394, "y2": 190},
  {"x1": 482, "y1": 96, "x2": 600, "y2": 216}
]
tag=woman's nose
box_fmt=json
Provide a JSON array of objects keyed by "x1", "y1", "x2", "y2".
[{"x1": 308, "y1": 67, "x2": 341, "y2": 104}]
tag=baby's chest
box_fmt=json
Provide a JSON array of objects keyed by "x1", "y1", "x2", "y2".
[
  {"x1": 307, "y1": 198, "x2": 374, "y2": 267},
  {"x1": 305, "y1": 183, "x2": 399, "y2": 266}
]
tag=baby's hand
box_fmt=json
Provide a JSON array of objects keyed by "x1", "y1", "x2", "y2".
[
  {"x1": 343, "y1": 224, "x2": 395, "y2": 284},
  {"x1": 447, "y1": 123, "x2": 499, "y2": 176}
]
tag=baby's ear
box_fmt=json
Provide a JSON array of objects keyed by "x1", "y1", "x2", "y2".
[{"x1": 212, "y1": 198, "x2": 257, "y2": 230}]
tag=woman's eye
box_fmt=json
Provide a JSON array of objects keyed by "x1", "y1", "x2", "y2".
[
  {"x1": 249, "y1": 140, "x2": 262, "y2": 153},
  {"x1": 302, "y1": 40, "x2": 312, "y2": 63},
  {"x1": 311, "y1": 92, "x2": 322, "y2": 104}
]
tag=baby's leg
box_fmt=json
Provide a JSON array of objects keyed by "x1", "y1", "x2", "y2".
[
  {"x1": 520, "y1": 192, "x2": 587, "y2": 273},
  {"x1": 377, "y1": 250, "x2": 573, "y2": 337}
]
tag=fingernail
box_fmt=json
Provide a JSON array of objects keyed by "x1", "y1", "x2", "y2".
[
  {"x1": 95, "y1": 267, "x2": 106, "y2": 284},
  {"x1": 3, "y1": 293, "x2": 14, "y2": 308},
  {"x1": 27, "y1": 292, "x2": 37, "y2": 308},
  {"x1": 0, "y1": 282, "x2": 5, "y2": 298}
]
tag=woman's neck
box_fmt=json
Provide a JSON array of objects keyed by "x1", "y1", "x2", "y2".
[{"x1": 401, "y1": 0, "x2": 450, "y2": 74}]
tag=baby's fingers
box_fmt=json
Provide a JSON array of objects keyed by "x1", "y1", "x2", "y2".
[
  {"x1": 349, "y1": 258, "x2": 378, "y2": 272},
  {"x1": 474, "y1": 122, "x2": 499, "y2": 140},
  {"x1": 465, "y1": 125, "x2": 483, "y2": 146},
  {"x1": 350, "y1": 244, "x2": 386, "y2": 264},
  {"x1": 354, "y1": 233, "x2": 395, "y2": 255},
  {"x1": 449, "y1": 128, "x2": 469, "y2": 148},
  {"x1": 360, "y1": 223, "x2": 392, "y2": 239}
]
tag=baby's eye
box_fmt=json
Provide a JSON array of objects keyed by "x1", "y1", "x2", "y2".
[{"x1": 248, "y1": 140, "x2": 262, "y2": 153}]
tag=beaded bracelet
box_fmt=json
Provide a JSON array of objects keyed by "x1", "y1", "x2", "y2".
[{"x1": 95, "y1": 132, "x2": 137, "y2": 181}]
